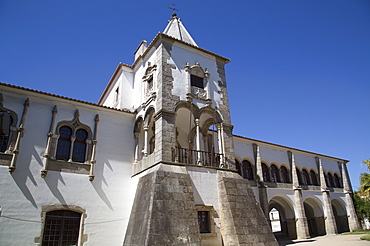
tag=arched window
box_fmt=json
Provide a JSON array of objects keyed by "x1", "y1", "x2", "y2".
[
  {"x1": 327, "y1": 173, "x2": 334, "y2": 188},
  {"x1": 72, "y1": 129, "x2": 88, "y2": 162},
  {"x1": 42, "y1": 210, "x2": 81, "y2": 246},
  {"x1": 280, "y1": 166, "x2": 290, "y2": 183},
  {"x1": 235, "y1": 159, "x2": 242, "y2": 176},
  {"x1": 56, "y1": 126, "x2": 72, "y2": 161},
  {"x1": 334, "y1": 173, "x2": 341, "y2": 188},
  {"x1": 242, "y1": 160, "x2": 254, "y2": 180},
  {"x1": 296, "y1": 168, "x2": 303, "y2": 185},
  {"x1": 310, "y1": 170, "x2": 318, "y2": 186},
  {"x1": 262, "y1": 163, "x2": 271, "y2": 182},
  {"x1": 302, "y1": 169, "x2": 311, "y2": 185},
  {"x1": 270, "y1": 164, "x2": 280, "y2": 183}
]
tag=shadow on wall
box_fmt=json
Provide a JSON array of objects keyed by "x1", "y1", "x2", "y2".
[
  {"x1": 11, "y1": 146, "x2": 42, "y2": 208},
  {"x1": 91, "y1": 158, "x2": 114, "y2": 210}
]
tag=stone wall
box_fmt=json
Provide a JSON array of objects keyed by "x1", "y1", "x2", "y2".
[
  {"x1": 217, "y1": 170, "x2": 278, "y2": 245},
  {"x1": 124, "y1": 164, "x2": 201, "y2": 246}
]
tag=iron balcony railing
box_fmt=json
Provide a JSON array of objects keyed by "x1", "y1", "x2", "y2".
[{"x1": 173, "y1": 146, "x2": 223, "y2": 168}]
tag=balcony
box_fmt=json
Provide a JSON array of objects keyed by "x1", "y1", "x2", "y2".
[{"x1": 173, "y1": 146, "x2": 223, "y2": 168}]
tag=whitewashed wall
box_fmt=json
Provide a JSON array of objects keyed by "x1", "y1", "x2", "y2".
[{"x1": 0, "y1": 87, "x2": 135, "y2": 246}]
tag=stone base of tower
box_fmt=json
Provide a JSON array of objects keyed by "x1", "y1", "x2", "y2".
[
  {"x1": 124, "y1": 164, "x2": 278, "y2": 245},
  {"x1": 123, "y1": 164, "x2": 202, "y2": 246},
  {"x1": 217, "y1": 171, "x2": 278, "y2": 246}
]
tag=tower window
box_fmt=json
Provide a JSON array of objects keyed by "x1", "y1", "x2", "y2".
[{"x1": 191, "y1": 74, "x2": 204, "y2": 89}]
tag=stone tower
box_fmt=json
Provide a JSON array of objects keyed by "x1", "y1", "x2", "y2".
[{"x1": 101, "y1": 14, "x2": 278, "y2": 246}]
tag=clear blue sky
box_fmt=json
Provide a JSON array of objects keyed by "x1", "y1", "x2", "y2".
[{"x1": 1, "y1": 0, "x2": 369, "y2": 189}]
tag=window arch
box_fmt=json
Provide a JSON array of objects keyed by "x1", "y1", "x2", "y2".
[
  {"x1": 242, "y1": 160, "x2": 254, "y2": 180},
  {"x1": 310, "y1": 170, "x2": 318, "y2": 186},
  {"x1": 334, "y1": 173, "x2": 342, "y2": 188},
  {"x1": 270, "y1": 164, "x2": 280, "y2": 183},
  {"x1": 296, "y1": 168, "x2": 303, "y2": 185},
  {"x1": 262, "y1": 163, "x2": 271, "y2": 182},
  {"x1": 42, "y1": 210, "x2": 81, "y2": 246},
  {"x1": 56, "y1": 126, "x2": 72, "y2": 161},
  {"x1": 302, "y1": 169, "x2": 311, "y2": 185},
  {"x1": 280, "y1": 166, "x2": 290, "y2": 183},
  {"x1": 327, "y1": 172, "x2": 334, "y2": 188}
]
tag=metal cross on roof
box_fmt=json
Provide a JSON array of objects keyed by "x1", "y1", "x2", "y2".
[{"x1": 168, "y1": 4, "x2": 179, "y2": 14}]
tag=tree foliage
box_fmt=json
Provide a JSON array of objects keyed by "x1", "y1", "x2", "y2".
[
  {"x1": 360, "y1": 159, "x2": 370, "y2": 196},
  {"x1": 353, "y1": 192, "x2": 370, "y2": 220}
]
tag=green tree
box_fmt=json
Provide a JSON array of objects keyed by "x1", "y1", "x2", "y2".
[
  {"x1": 353, "y1": 192, "x2": 370, "y2": 221},
  {"x1": 360, "y1": 159, "x2": 370, "y2": 196}
]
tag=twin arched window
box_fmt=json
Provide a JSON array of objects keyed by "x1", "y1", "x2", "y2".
[{"x1": 56, "y1": 126, "x2": 88, "y2": 163}]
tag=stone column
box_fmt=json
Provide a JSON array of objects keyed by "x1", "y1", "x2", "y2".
[
  {"x1": 134, "y1": 133, "x2": 139, "y2": 163},
  {"x1": 195, "y1": 119, "x2": 202, "y2": 165},
  {"x1": 316, "y1": 157, "x2": 338, "y2": 235},
  {"x1": 143, "y1": 125, "x2": 149, "y2": 157},
  {"x1": 288, "y1": 151, "x2": 310, "y2": 239},
  {"x1": 341, "y1": 162, "x2": 361, "y2": 231},
  {"x1": 217, "y1": 124, "x2": 224, "y2": 167}
]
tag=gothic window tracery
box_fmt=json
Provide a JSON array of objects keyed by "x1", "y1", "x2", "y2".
[{"x1": 55, "y1": 114, "x2": 91, "y2": 164}]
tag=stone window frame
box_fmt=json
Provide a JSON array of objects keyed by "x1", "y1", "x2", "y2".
[
  {"x1": 195, "y1": 205, "x2": 217, "y2": 239},
  {"x1": 41, "y1": 107, "x2": 99, "y2": 181},
  {"x1": 0, "y1": 93, "x2": 30, "y2": 173},
  {"x1": 185, "y1": 62, "x2": 210, "y2": 102},
  {"x1": 142, "y1": 63, "x2": 157, "y2": 96},
  {"x1": 34, "y1": 204, "x2": 88, "y2": 246}
]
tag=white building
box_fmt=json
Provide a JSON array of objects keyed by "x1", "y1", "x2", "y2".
[{"x1": 0, "y1": 14, "x2": 360, "y2": 246}]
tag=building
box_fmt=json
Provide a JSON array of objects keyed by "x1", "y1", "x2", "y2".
[{"x1": 0, "y1": 14, "x2": 360, "y2": 245}]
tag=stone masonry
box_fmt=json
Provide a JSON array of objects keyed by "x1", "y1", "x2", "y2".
[
  {"x1": 124, "y1": 164, "x2": 201, "y2": 246},
  {"x1": 217, "y1": 170, "x2": 278, "y2": 246}
]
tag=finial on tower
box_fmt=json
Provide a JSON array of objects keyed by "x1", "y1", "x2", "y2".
[{"x1": 168, "y1": 4, "x2": 179, "y2": 18}]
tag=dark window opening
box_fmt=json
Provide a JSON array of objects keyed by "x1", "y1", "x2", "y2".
[
  {"x1": 198, "y1": 211, "x2": 210, "y2": 233},
  {"x1": 147, "y1": 77, "x2": 153, "y2": 91},
  {"x1": 72, "y1": 129, "x2": 88, "y2": 163},
  {"x1": 271, "y1": 165, "x2": 280, "y2": 183},
  {"x1": 42, "y1": 210, "x2": 81, "y2": 246},
  {"x1": 243, "y1": 160, "x2": 254, "y2": 180},
  {"x1": 302, "y1": 169, "x2": 311, "y2": 185},
  {"x1": 310, "y1": 170, "x2": 318, "y2": 186},
  {"x1": 191, "y1": 74, "x2": 204, "y2": 89},
  {"x1": 0, "y1": 112, "x2": 13, "y2": 152},
  {"x1": 262, "y1": 163, "x2": 271, "y2": 182},
  {"x1": 280, "y1": 166, "x2": 290, "y2": 183},
  {"x1": 56, "y1": 126, "x2": 72, "y2": 161}
]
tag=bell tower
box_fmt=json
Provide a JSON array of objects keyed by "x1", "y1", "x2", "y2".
[{"x1": 119, "y1": 14, "x2": 278, "y2": 246}]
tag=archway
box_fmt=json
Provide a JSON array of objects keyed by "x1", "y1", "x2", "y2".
[
  {"x1": 304, "y1": 197, "x2": 325, "y2": 237},
  {"x1": 269, "y1": 195, "x2": 296, "y2": 240},
  {"x1": 332, "y1": 198, "x2": 349, "y2": 233}
]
